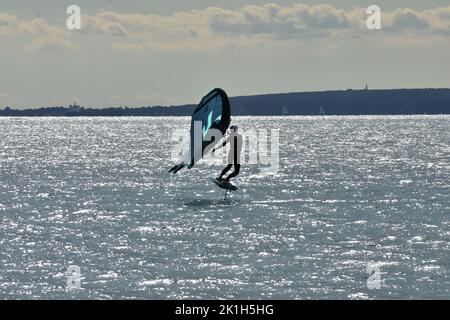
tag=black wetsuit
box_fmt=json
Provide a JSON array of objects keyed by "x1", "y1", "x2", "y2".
[{"x1": 219, "y1": 132, "x2": 242, "y2": 181}]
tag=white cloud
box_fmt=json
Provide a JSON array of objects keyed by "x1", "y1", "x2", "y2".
[
  {"x1": 386, "y1": 8, "x2": 430, "y2": 30},
  {"x1": 0, "y1": 14, "x2": 76, "y2": 51},
  {"x1": 27, "y1": 36, "x2": 76, "y2": 51},
  {"x1": 86, "y1": 4, "x2": 450, "y2": 52},
  {"x1": 0, "y1": 15, "x2": 64, "y2": 37},
  {"x1": 82, "y1": 13, "x2": 128, "y2": 37},
  {"x1": 0, "y1": 13, "x2": 19, "y2": 36},
  {"x1": 1, "y1": 4, "x2": 450, "y2": 53},
  {"x1": 210, "y1": 3, "x2": 356, "y2": 36},
  {"x1": 423, "y1": 6, "x2": 450, "y2": 34}
]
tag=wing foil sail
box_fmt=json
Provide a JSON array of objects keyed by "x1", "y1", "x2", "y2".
[{"x1": 169, "y1": 88, "x2": 230, "y2": 173}]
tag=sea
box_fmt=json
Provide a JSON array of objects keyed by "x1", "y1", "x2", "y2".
[{"x1": 0, "y1": 115, "x2": 449, "y2": 299}]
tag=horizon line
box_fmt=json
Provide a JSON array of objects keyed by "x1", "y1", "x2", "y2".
[{"x1": 2, "y1": 87, "x2": 450, "y2": 110}]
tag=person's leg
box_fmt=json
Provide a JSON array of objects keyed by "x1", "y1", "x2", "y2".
[
  {"x1": 225, "y1": 164, "x2": 240, "y2": 181},
  {"x1": 219, "y1": 164, "x2": 232, "y2": 179}
]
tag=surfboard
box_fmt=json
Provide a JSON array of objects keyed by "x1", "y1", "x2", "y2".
[{"x1": 210, "y1": 178, "x2": 238, "y2": 191}]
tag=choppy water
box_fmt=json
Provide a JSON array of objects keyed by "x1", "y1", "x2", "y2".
[{"x1": 0, "y1": 116, "x2": 449, "y2": 299}]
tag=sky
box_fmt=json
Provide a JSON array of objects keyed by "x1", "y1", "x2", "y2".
[{"x1": 1, "y1": 0, "x2": 450, "y2": 109}]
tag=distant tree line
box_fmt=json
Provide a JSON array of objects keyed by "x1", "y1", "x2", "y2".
[
  {"x1": 1, "y1": 89, "x2": 449, "y2": 117},
  {"x1": 0, "y1": 105, "x2": 194, "y2": 117}
]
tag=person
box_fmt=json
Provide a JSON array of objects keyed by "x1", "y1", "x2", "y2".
[{"x1": 213, "y1": 125, "x2": 242, "y2": 182}]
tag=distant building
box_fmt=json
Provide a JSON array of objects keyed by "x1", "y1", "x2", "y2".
[{"x1": 69, "y1": 101, "x2": 81, "y2": 113}]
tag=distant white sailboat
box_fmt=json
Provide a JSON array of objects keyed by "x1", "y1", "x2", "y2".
[
  {"x1": 282, "y1": 106, "x2": 288, "y2": 115},
  {"x1": 319, "y1": 105, "x2": 325, "y2": 116}
]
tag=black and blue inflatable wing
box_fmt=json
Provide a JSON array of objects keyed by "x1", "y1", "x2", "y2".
[{"x1": 169, "y1": 88, "x2": 230, "y2": 174}]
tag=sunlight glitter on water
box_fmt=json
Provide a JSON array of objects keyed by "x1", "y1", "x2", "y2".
[{"x1": 0, "y1": 116, "x2": 449, "y2": 299}]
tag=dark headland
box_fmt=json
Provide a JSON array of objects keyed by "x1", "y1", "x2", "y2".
[{"x1": 1, "y1": 88, "x2": 449, "y2": 117}]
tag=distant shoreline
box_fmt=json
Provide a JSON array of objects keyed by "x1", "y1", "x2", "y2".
[{"x1": 1, "y1": 88, "x2": 449, "y2": 117}]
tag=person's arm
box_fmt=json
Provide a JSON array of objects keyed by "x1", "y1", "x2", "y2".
[{"x1": 212, "y1": 135, "x2": 229, "y2": 153}]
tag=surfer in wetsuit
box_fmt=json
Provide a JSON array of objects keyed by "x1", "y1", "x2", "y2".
[{"x1": 213, "y1": 125, "x2": 242, "y2": 182}]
